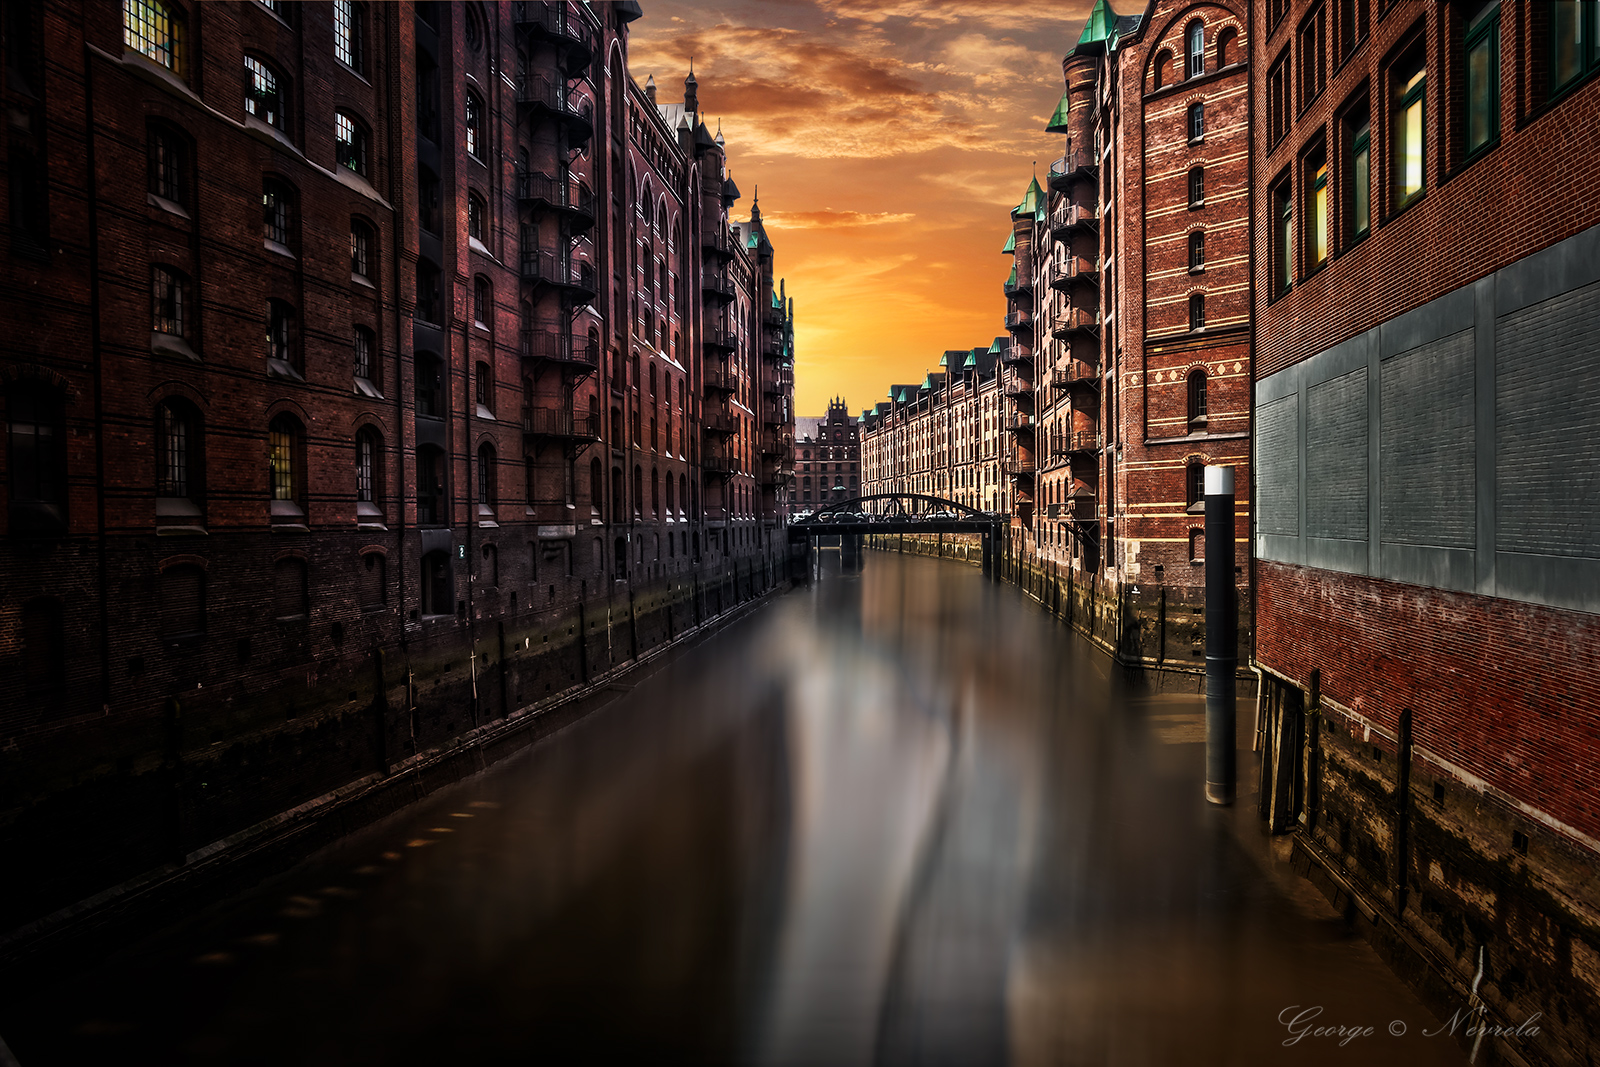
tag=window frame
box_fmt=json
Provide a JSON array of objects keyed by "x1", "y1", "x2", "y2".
[
  {"x1": 1186, "y1": 101, "x2": 1205, "y2": 143},
  {"x1": 1187, "y1": 369, "x2": 1209, "y2": 428},
  {"x1": 335, "y1": 110, "x2": 369, "y2": 179},
  {"x1": 1462, "y1": 3, "x2": 1501, "y2": 162},
  {"x1": 468, "y1": 191, "x2": 486, "y2": 242},
  {"x1": 151, "y1": 264, "x2": 188, "y2": 338},
  {"x1": 1188, "y1": 292, "x2": 1206, "y2": 332},
  {"x1": 1186, "y1": 20, "x2": 1205, "y2": 80},
  {"x1": 123, "y1": 0, "x2": 183, "y2": 76},
  {"x1": 1271, "y1": 174, "x2": 1294, "y2": 300},
  {"x1": 243, "y1": 54, "x2": 288, "y2": 132},
  {"x1": 265, "y1": 298, "x2": 298, "y2": 375},
  {"x1": 147, "y1": 122, "x2": 188, "y2": 207},
  {"x1": 1389, "y1": 45, "x2": 1426, "y2": 214},
  {"x1": 1345, "y1": 102, "x2": 1372, "y2": 244},
  {"x1": 333, "y1": 0, "x2": 366, "y2": 76},
  {"x1": 7, "y1": 383, "x2": 67, "y2": 533},
  {"x1": 1304, "y1": 141, "x2": 1330, "y2": 273},
  {"x1": 267, "y1": 413, "x2": 305, "y2": 520},
  {"x1": 262, "y1": 176, "x2": 294, "y2": 250},
  {"x1": 465, "y1": 90, "x2": 484, "y2": 160},
  {"x1": 350, "y1": 218, "x2": 374, "y2": 280},
  {"x1": 1187, "y1": 230, "x2": 1206, "y2": 273},
  {"x1": 1187, "y1": 166, "x2": 1205, "y2": 208},
  {"x1": 354, "y1": 325, "x2": 379, "y2": 389}
]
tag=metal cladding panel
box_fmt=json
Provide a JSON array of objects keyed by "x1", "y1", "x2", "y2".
[
  {"x1": 1306, "y1": 367, "x2": 1368, "y2": 541},
  {"x1": 1495, "y1": 278, "x2": 1600, "y2": 559},
  {"x1": 1256, "y1": 394, "x2": 1299, "y2": 538},
  {"x1": 1379, "y1": 330, "x2": 1476, "y2": 550}
]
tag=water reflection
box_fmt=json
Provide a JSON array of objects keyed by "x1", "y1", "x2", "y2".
[{"x1": 2, "y1": 551, "x2": 1466, "y2": 1066}]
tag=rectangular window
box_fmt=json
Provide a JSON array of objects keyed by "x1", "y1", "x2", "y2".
[
  {"x1": 1550, "y1": 0, "x2": 1599, "y2": 96},
  {"x1": 1307, "y1": 146, "x2": 1329, "y2": 269},
  {"x1": 354, "y1": 327, "x2": 374, "y2": 381},
  {"x1": 334, "y1": 0, "x2": 363, "y2": 73},
  {"x1": 263, "y1": 181, "x2": 291, "y2": 246},
  {"x1": 123, "y1": 0, "x2": 182, "y2": 74},
  {"x1": 159, "y1": 406, "x2": 188, "y2": 497},
  {"x1": 1268, "y1": 52, "x2": 1291, "y2": 146},
  {"x1": 351, "y1": 224, "x2": 370, "y2": 277},
  {"x1": 269, "y1": 426, "x2": 295, "y2": 500},
  {"x1": 1273, "y1": 178, "x2": 1294, "y2": 297},
  {"x1": 1392, "y1": 51, "x2": 1425, "y2": 207},
  {"x1": 152, "y1": 266, "x2": 185, "y2": 335},
  {"x1": 1186, "y1": 102, "x2": 1205, "y2": 141},
  {"x1": 1299, "y1": 5, "x2": 1326, "y2": 110},
  {"x1": 149, "y1": 127, "x2": 184, "y2": 204},
  {"x1": 335, "y1": 112, "x2": 366, "y2": 177},
  {"x1": 1465, "y1": 4, "x2": 1500, "y2": 156},
  {"x1": 1339, "y1": 0, "x2": 1368, "y2": 60},
  {"x1": 1349, "y1": 112, "x2": 1371, "y2": 240}
]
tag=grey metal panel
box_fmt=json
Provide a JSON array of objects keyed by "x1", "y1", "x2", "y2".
[
  {"x1": 1379, "y1": 330, "x2": 1476, "y2": 550},
  {"x1": 1379, "y1": 543, "x2": 1477, "y2": 592},
  {"x1": 1495, "y1": 278, "x2": 1600, "y2": 560},
  {"x1": 1474, "y1": 277, "x2": 1498, "y2": 595},
  {"x1": 1257, "y1": 533, "x2": 1301, "y2": 563},
  {"x1": 1256, "y1": 394, "x2": 1300, "y2": 539},
  {"x1": 1495, "y1": 221, "x2": 1600, "y2": 318},
  {"x1": 419, "y1": 528, "x2": 454, "y2": 555},
  {"x1": 1306, "y1": 367, "x2": 1368, "y2": 541},
  {"x1": 1496, "y1": 552, "x2": 1600, "y2": 615},
  {"x1": 1305, "y1": 536, "x2": 1368, "y2": 574}
]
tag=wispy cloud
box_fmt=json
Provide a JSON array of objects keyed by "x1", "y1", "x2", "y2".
[{"x1": 763, "y1": 210, "x2": 916, "y2": 229}]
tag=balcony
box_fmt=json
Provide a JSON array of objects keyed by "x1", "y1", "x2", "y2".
[
  {"x1": 1052, "y1": 431, "x2": 1101, "y2": 458},
  {"x1": 1004, "y1": 271, "x2": 1033, "y2": 297},
  {"x1": 1001, "y1": 411, "x2": 1034, "y2": 434},
  {"x1": 1051, "y1": 305, "x2": 1100, "y2": 339},
  {"x1": 522, "y1": 405, "x2": 600, "y2": 441},
  {"x1": 703, "y1": 325, "x2": 736, "y2": 352},
  {"x1": 1003, "y1": 373, "x2": 1034, "y2": 399},
  {"x1": 702, "y1": 270, "x2": 735, "y2": 305},
  {"x1": 1047, "y1": 149, "x2": 1099, "y2": 191},
  {"x1": 521, "y1": 249, "x2": 597, "y2": 301},
  {"x1": 516, "y1": 171, "x2": 595, "y2": 233},
  {"x1": 703, "y1": 408, "x2": 737, "y2": 435},
  {"x1": 522, "y1": 324, "x2": 598, "y2": 373},
  {"x1": 763, "y1": 305, "x2": 786, "y2": 329},
  {"x1": 1050, "y1": 201, "x2": 1099, "y2": 239},
  {"x1": 515, "y1": 76, "x2": 593, "y2": 148},
  {"x1": 1001, "y1": 343, "x2": 1032, "y2": 364},
  {"x1": 759, "y1": 429, "x2": 792, "y2": 456},
  {"x1": 1051, "y1": 360, "x2": 1099, "y2": 389},
  {"x1": 762, "y1": 333, "x2": 789, "y2": 362},
  {"x1": 701, "y1": 228, "x2": 734, "y2": 260},
  {"x1": 703, "y1": 365, "x2": 737, "y2": 394},
  {"x1": 1069, "y1": 495, "x2": 1099, "y2": 521},
  {"x1": 1048, "y1": 254, "x2": 1099, "y2": 291},
  {"x1": 703, "y1": 448, "x2": 739, "y2": 476},
  {"x1": 1004, "y1": 308, "x2": 1033, "y2": 331},
  {"x1": 511, "y1": 2, "x2": 595, "y2": 75},
  {"x1": 1001, "y1": 451, "x2": 1036, "y2": 476}
]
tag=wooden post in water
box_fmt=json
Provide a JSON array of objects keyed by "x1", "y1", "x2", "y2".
[{"x1": 1204, "y1": 465, "x2": 1237, "y2": 806}]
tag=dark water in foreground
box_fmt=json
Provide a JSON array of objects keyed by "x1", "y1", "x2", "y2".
[{"x1": 2, "y1": 551, "x2": 1469, "y2": 1066}]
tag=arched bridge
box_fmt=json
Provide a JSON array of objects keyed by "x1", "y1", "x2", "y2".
[{"x1": 788, "y1": 493, "x2": 1006, "y2": 579}]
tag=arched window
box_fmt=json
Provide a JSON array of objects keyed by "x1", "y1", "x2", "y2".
[
  {"x1": 1187, "y1": 102, "x2": 1205, "y2": 141},
  {"x1": 666, "y1": 472, "x2": 674, "y2": 514},
  {"x1": 1188, "y1": 166, "x2": 1204, "y2": 207},
  {"x1": 468, "y1": 191, "x2": 486, "y2": 242},
  {"x1": 124, "y1": 0, "x2": 184, "y2": 75},
  {"x1": 417, "y1": 445, "x2": 446, "y2": 525},
  {"x1": 420, "y1": 550, "x2": 451, "y2": 616},
  {"x1": 465, "y1": 90, "x2": 484, "y2": 158},
  {"x1": 333, "y1": 0, "x2": 365, "y2": 73},
  {"x1": 156, "y1": 398, "x2": 203, "y2": 518},
  {"x1": 7, "y1": 383, "x2": 66, "y2": 533},
  {"x1": 1188, "y1": 369, "x2": 1209, "y2": 428},
  {"x1": 262, "y1": 177, "x2": 294, "y2": 247},
  {"x1": 590, "y1": 457, "x2": 604, "y2": 518},
  {"x1": 679, "y1": 473, "x2": 687, "y2": 516},
  {"x1": 335, "y1": 109, "x2": 368, "y2": 177},
  {"x1": 147, "y1": 121, "x2": 189, "y2": 206},
  {"x1": 354, "y1": 325, "x2": 378, "y2": 389},
  {"x1": 268, "y1": 414, "x2": 305, "y2": 521},
  {"x1": 266, "y1": 299, "x2": 297, "y2": 373},
  {"x1": 350, "y1": 218, "x2": 374, "y2": 279},
  {"x1": 1188, "y1": 230, "x2": 1205, "y2": 271},
  {"x1": 151, "y1": 265, "x2": 189, "y2": 339},
  {"x1": 159, "y1": 565, "x2": 204, "y2": 640},
  {"x1": 244, "y1": 55, "x2": 287, "y2": 131},
  {"x1": 633, "y1": 465, "x2": 643, "y2": 517},
  {"x1": 1186, "y1": 20, "x2": 1205, "y2": 79},
  {"x1": 1189, "y1": 292, "x2": 1206, "y2": 331},
  {"x1": 651, "y1": 467, "x2": 660, "y2": 517},
  {"x1": 1153, "y1": 49, "x2": 1171, "y2": 91},
  {"x1": 474, "y1": 276, "x2": 490, "y2": 326},
  {"x1": 1186, "y1": 461, "x2": 1205, "y2": 511},
  {"x1": 273, "y1": 556, "x2": 308, "y2": 619},
  {"x1": 415, "y1": 353, "x2": 444, "y2": 417},
  {"x1": 1217, "y1": 27, "x2": 1237, "y2": 68},
  {"x1": 355, "y1": 427, "x2": 383, "y2": 519},
  {"x1": 477, "y1": 442, "x2": 496, "y2": 515}
]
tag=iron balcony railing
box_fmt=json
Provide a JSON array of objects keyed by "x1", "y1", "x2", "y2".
[
  {"x1": 1004, "y1": 272, "x2": 1032, "y2": 297},
  {"x1": 1048, "y1": 149, "x2": 1099, "y2": 189},
  {"x1": 703, "y1": 408, "x2": 737, "y2": 434},
  {"x1": 1051, "y1": 201, "x2": 1099, "y2": 237},
  {"x1": 763, "y1": 305, "x2": 786, "y2": 329},
  {"x1": 1001, "y1": 412, "x2": 1034, "y2": 433},
  {"x1": 1052, "y1": 431, "x2": 1102, "y2": 457},
  {"x1": 521, "y1": 324, "x2": 599, "y2": 369},
  {"x1": 703, "y1": 448, "x2": 739, "y2": 475},
  {"x1": 759, "y1": 429, "x2": 792, "y2": 456},
  {"x1": 1052, "y1": 305, "x2": 1100, "y2": 338},
  {"x1": 1002, "y1": 343, "x2": 1032, "y2": 364},
  {"x1": 1003, "y1": 373, "x2": 1033, "y2": 398},
  {"x1": 702, "y1": 271, "x2": 735, "y2": 303},
  {"x1": 520, "y1": 249, "x2": 596, "y2": 296},
  {"x1": 516, "y1": 171, "x2": 595, "y2": 225},
  {"x1": 703, "y1": 326, "x2": 736, "y2": 351},
  {"x1": 703, "y1": 365, "x2": 737, "y2": 393},
  {"x1": 1048, "y1": 254, "x2": 1099, "y2": 290},
  {"x1": 701, "y1": 228, "x2": 734, "y2": 259},
  {"x1": 1001, "y1": 451, "x2": 1036, "y2": 475},
  {"x1": 516, "y1": 76, "x2": 594, "y2": 142},
  {"x1": 511, "y1": 2, "x2": 595, "y2": 71},
  {"x1": 1004, "y1": 308, "x2": 1032, "y2": 329},
  {"x1": 522, "y1": 406, "x2": 600, "y2": 439},
  {"x1": 1051, "y1": 360, "x2": 1098, "y2": 388}
]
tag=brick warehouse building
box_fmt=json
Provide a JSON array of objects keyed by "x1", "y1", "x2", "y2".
[
  {"x1": 0, "y1": 0, "x2": 796, "y2": 941},
  {"x1": 1249, "y1": 0, "x2": 1600, "y2": 1060},
  {"x1": 794, "y1": 396, "x2": 859, "y2": 510}
]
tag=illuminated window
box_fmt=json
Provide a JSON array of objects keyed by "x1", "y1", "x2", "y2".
[
  {"x1": 1307, "y1": 147, "x2": 1328, "y2": 269},
  {"x1": 334, "y1": 0, "x2": 365, "y2": 73},
  {"x1": 123, "y1": 0, "x2": 182, "y2": 74},
  {"x1": 244, "y1": 56, "x2": 285, "y2": 130},
  {"x1": 152, "y1": 265, "x2": 187, "y2": 336},
  {"x1": 335, "y1": 110, "x2": 368, "y2": 177},
  {"x1": 1392, "y1": 50, "x2": 1425, "y2": 208}
]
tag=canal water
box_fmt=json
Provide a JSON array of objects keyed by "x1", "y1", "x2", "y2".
[{"x1": 2, "y1": 551, "x2": 1469, "y2": 1066}]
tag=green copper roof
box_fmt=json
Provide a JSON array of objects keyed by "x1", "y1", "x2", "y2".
[
  {"x1": 989, "y1": 336, "x2": 1005, "y2": 353},
  {"x1": 1015, "y1": 175, "x2": 1044, "y2": 217},
  {"x1": 963, "y1": 352, "x2": 977, "y2": 368},
  {"x1": 1005, "y1": 263, "x2": 1017, "y2": 287},
  {"x1": 1045, "y1": 89, "x2": 1072, "y2": 134},
  {"x1": 922, "y1": 374, "x2": 935, "y2": 390},
  {"x1": 1001, "y1": 230, "x2": 1016, "y2": 254},
  {"x1": 1076, "y1": 0, "x2": 1117, "y2": 48},
  {"x1": 939, "y1": 352, "x2": 948, "y2": 367}
]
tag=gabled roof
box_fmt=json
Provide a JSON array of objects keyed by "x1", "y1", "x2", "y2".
[
  {"x1": 1005, "y1": 263, "x2": 1017, "y2": 287},
  {"x1": 963, "y1": 351, "x2": 978, "y2": 369},
  {"x1": 1001, "y1": 230, "x2": 1016, "y2": 254},
  {"x1": 1045, "y1": 89, "x2": 1071, "y2": 134},
  {"x1": 1014, "y1": 175, "x2": 1044, "y2": 217},
  {"x1": 1076, "y1": 0, "x2": 1117, "y2": 49}
]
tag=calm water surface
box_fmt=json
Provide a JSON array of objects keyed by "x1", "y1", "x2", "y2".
[{"x1": 2, "y1": 551, "x2": 1468, "y2": 1066}]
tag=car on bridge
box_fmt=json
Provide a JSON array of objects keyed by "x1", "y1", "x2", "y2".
[{"x1": 925, "y1": 509, "x2": 958, "y2": 521}]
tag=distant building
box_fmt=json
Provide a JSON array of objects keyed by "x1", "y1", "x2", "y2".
[{"x1": 795, "y1": 397, "x2": 859, "y2": 508}]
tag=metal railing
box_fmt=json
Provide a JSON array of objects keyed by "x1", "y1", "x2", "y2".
[
  {"x1": 520, "y1": 249, "x2": 596, "y2": 294},
  {"x1": 522, "y1": 406, "x2": 599, "y2": 438},
  {"x1": 703, "y1": 409, "x2": 737, "y2": 434},
  {"x1": 1048, "y1": 149, "x2": 1099, "y2": 187},
  {"x1": 703, "y1": 365, "x2": 737, "y2": 393},
  {"x1": 1004, "y1": 308, "x2": 1032, "y2": 329},
  {"x1": 1002, "y1": 343, "x2": 1032, "y2": 363},
  {"x1": 512, "y1": 2, "x2": 595, "y2": 56},
  {"x1": 516, "y1": 76, "x2": 595, "y2": 130},
  {"x1": 1003, "y1": 373, "x2": 1033, "y2": 398},
  {"x1": 701, "y1": 228, "x2": 733, "y2": 257},
  {"x1": 1001, "y1": 451, "x2": 1036, "y2": 475},
  {"x1": 703, "y1": 448, "x2": 739, "y2": 475},
  {"x1": 703, "y1": 325, "x2": 736, "y2": 351},
  {"x1": 1052, "y1": 305, "x2": 1099, "y2": 337},
  {"x1": 516, "y1": 171, "x2": 594, "y2": 220},
  {"x1": 1052, "y1": 431, "x2": 1101, "y2": 456},
  {"x1": 1051, "y1": 360, "x2": 1098, "y2": 387},
  {"x1": 521, "y1": 325, "x2": 599, "y2": 368},
  {"x1": 702, "y1": 271, "x2": 735, "y2": 302}
]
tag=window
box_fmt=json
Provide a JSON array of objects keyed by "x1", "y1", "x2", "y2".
[
  {"x1": 263, "y1": 178, "x2": 293, "y2": 248},
  {"x1": 355, "y1": 428, "x2": 379, "y2": 504},
  {"x1": 1552, "y1": 0, "x2": 1600, "y2": 98},
  {"x1": 1299, "y1": 5, "x2": 1326, "y2": 110},
  {"x1": 266, "y1": 299, "x2": 297, "y2": 372},
  {"x1": 417, "y1": 259, "x2": 441, "y2": 323},
  {"x1": 416, "y1": 51, "x2": 440, "y2": 143},
  {"x1": 475, "y1": 360, "x2": 493, "y2": 414},
  {"x1": 464, "y1": 4, "x2": 484, "y2": 51},
  {"x1": 1464, "y1": 2, "x2": 1500, "y2": 157},
  {"x1": 148, "y1": 123, "x2": 187, "y2": 205},
  {"x1": 1268, "y1": 51, "x2": 1291, "y2": 146},
  {"x1": 244, "y1": 56, "x2": 285, "y2": 130},
  {"x1": 1153, "y1": 48, "x2": 1170, "y2": 91},
  {"x1": 360, "y1": 552, "x2": 387, "y2": 610},
  {"x1": 418, "y1": 165, "x2": 441, "y2": 234},
  {"x1": 1186, "y1": 102, "x2": 1204, "y2": 141},
  {"x1": 1189, "y1": 528, "x2": 1205, "y2": 563},
  {"x1": 589, "y1": 458, "x2": 603, "y2": 518},
  {"x1": 1188, "y1": 293, "x2": 1206, "y2": 331},
  {"x1": 1273, "y1": 177, "x2": 1294, "y2": 297},
  {"x1": 273, "y1": 557, "x2": 308, "y2": 619},
  {"x1": 1186, "y1": 21, "x2": 1205, "y2": 79},
  {"x1": 417, "y1": 445, "x2": 446, "y2": 525},
  {"x1": 334, "y1": 0, "x2": 365, "y2": 74},
  {"x1": 268, "y1": 414, "x2": 304, "y2": 519},
  {"x1": 8, "y1": 384, "x2": 66, "y2": 533},
  {"x1": 1348, "y1": 108, "x2": 1371, "y2": 241},
  {"x1": 157, "y1": 398, "x2": 202, "y2": 511},
  {"x1": 1188, "y1": 231, "x2": 1206, "y2": 272},
  {"x1": 152, "y1": 265, "x2": 187, "y2": 337},
  {"x1": 1392, "y1": 48, "x2": 1425, "y2": 208},
  {"x1": 335, "y1": 110, "x2": 367, "y2": 178},
  {"x1": 468, "y1": 192, "x2": 486, "y2": 241},
  {"x1": 1269, "y1": 0, "x2": 1290, "y2": 32},
  {"x1": 474, "y1": 276, "x2": 490, "y2": 326},
  {"x1": 1307, "y1": 147, "x2": 1329, "y2": 269},
  {"x1": 1339, "y1": 0, "x2": 1368, "y2": 61},
  {"x1": 1217, "y1": 27, "x2": 1238, "y2": 67},
  {"x1": 1186, "y1": 462, "x2": 1205, "y2": 511},
  {"x1": 1188, "y1": 369, "x2": 1208, "y2": 427},
  {"x1": 477, "y1": 443, "x2": 496, "y2": 513},
  {"x1": 415, "y1": 353, "x2": 444, "y2": 418},
  {"x1": 123, "y1": 0, "x2": 182, "y2": 74},
  {"x1": 354, "y1": 326, "x2": 378, "y2": 386},
  {"x1": 350, "y1": 219, "x2": 373, "y2": 279},
  {"x1": 1187, "y1": 166, "x2": 1205, "y2": 207},
  {"x1": 420, "y1": 550, "x2": 451, "y2": 616},
  {"x1": 159, "y1": 566, "x2": 204, "y2": 640},
  {"x1": 465, "y1": 91, "x2": 484, "y2": 159}
]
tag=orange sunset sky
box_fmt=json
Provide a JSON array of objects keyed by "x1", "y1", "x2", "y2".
[{"x1": 628, "y1": 0, "x2": 1096, "y2": 418}]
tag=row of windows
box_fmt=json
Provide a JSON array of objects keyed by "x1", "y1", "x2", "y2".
[{"x1": 123, "y1": 0, "x2": 366, "y2": 80}]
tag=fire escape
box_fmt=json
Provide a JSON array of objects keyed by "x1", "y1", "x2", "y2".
[
  {"x1": 1046, "y1": 145, "x2": 1103, "y2": 557},
  {"x1": 1001, "y1": 178, "x2": 1042, "y2": 522}
]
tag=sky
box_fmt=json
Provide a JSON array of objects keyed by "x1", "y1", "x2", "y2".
[{"x1": 627, "y1": 0, "x2": 1095, "y2": 418}]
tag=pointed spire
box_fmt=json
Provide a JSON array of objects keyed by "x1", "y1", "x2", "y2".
[
  {"x1": 1045, "y1": 88, "x2": 1072, "y2": 133},
  {"x1": 644, "y1": 73, "x2": 657, "y2": 105},
  {"x1": 684, "y1": 60, "x2": 698, "y2": 115}
]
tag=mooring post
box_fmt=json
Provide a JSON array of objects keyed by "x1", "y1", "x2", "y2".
[{"x1": 1205, "y1": 465, "x2": 1237, "y2": 806}]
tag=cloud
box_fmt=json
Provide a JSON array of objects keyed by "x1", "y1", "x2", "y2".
[{"x1": 762, "y1": 210, "x2": 916, "y2": 229}]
